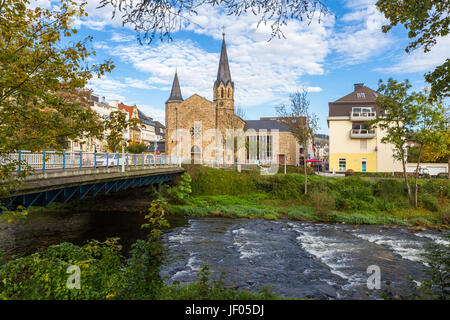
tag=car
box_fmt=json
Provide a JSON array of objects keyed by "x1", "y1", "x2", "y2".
[
  {"x1": 418, "y1": 167, "x2": 430, "y2": 178},
  {"x1": 95, "y1": 154, "x2": 121, "y2": 167}
]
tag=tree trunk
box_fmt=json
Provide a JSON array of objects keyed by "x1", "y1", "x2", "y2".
[
  {"x1": 414, "y1": 145, "x2": 424, "y2": 209},
  {"x1": 448, "y1": 155, "x2": 450, "y2": 180},
  {"x1": 304, "y1": 158, "x2": 308, "y2": 194},
  {"x1": 401, "y1": 150, "x2": 412, "y2": 203}
]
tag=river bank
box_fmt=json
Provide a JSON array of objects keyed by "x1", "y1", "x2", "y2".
[
  {"x1": 168, "y1": 193, "x2": 447, "y2": 229},
  {"x1": 1, "y1": 207, "x2": 447, "y2": 300},
  {"x1": 172, "y1": 167, "x2": 449, "y2": 229}
]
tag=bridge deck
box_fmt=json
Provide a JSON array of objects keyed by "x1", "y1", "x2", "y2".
[
  {"x1": 0, "y1": 166, "x2": 184, "y2": 211},
  {"x1": 7, "y1": 166, "x2": 184, "y2": 196}
]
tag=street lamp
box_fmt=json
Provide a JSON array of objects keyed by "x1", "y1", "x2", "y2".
[{"x1": 121, "y1": 138, "x2": 126, "y2": 173}]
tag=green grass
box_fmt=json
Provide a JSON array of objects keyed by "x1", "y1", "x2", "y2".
[
  {"x1": 159, "y1": 282, "x2": 281, "y2": 300},
  {"x1": 170, "y1": 195, "x2": 446, "y2": 227},
  {"x1": 170, "y1": 165, "x2": 449, "y2": 228}
]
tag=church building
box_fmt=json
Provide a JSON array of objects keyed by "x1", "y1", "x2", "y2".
[{"x1": 165, "y1": 34, "x2": 246, "y2": 163}]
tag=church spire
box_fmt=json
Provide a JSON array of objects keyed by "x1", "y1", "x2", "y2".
[
  {"x1": 167, "y1": 71, "x2": 183, "y2": 102},
  {"x1": 215, "y1": 33, "x2": 233, "y2": 88}
]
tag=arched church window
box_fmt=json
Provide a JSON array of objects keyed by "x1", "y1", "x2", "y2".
[{"x1": 221, "y1": 88, "x2": 224, "y2": 98}]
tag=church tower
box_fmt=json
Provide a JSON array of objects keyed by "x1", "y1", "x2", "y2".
[
  {"x1": 213, "y1": 33, "x2": 234, "y2": 111},
  {"x1": 165, "y1": 71, "x2": 183, "y2": 156}
]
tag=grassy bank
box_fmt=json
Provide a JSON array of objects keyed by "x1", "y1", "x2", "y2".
[{"x1": 168, "y1": 166, "x2": 449, "y2": 228}]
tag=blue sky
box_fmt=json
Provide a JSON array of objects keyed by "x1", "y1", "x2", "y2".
[{"x1": 36, "y1": 0, "x2": 449, "y2": 134}]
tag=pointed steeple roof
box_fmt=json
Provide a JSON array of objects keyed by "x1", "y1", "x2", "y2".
[
  {"x1": 167, "y1": 71, "x2": 183, "y2": 102},
  {"x1": 215, "y1": 33, "x2": 233, "y2": 88}
]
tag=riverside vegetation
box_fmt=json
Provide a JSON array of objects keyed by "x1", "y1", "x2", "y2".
[
  {"x1": 168, "y1": 166, "x2": 449, "y2": 229},
  {"x1": 0, "y1": 199, "x2": 279, "y2": 300},
  {"x1": 0, "y1": 167, "x2": 448, "y2": 299}
]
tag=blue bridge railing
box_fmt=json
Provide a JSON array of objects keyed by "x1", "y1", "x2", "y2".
[{"x1": 2, "y1": 151, "x2": 180, "y2": 173}]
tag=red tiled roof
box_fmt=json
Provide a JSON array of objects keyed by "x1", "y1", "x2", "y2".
[{"x1": 118, "y1": 103, "x2": 136, "y2": 118}]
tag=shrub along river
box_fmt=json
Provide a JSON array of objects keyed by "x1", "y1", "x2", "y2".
[{"x1": 1, "y1": 209, "x2": 448, "y2": 299}]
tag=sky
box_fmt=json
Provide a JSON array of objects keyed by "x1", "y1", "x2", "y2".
[{"x1": 35, "y1": 0, "x2": 449, "y2": 134}]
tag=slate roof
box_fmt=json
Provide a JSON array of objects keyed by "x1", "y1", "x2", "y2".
[
  {"x1": 138, "y1": 109, "x2": 153, "y2": 121},
  {"x1": 245, "y1": 120, "x2": 290, "y2": 132},
  {"x1": 214, "y1": 34, "x2": 234, "y2": 88},
  {"x1": 154, "y1": 121, "x2": 165, "y2": 137},
  {"x1": 328, "y1": 83, "x2": 385, "y2": 117},
  {"x1": 167, "y1": 71, "x2": 183, "y2": 102}
]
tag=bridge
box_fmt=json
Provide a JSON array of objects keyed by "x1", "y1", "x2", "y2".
[{"x1": 0, "y1": 151, "x2": 184, "y2": 211}]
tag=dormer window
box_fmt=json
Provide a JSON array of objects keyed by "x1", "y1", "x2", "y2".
[{"x1": 356, "y1": 92, "x2": 366, "y2": 99}]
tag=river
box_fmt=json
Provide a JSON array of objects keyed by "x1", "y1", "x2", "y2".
[{"x1": 1, "y1": 210, "x2": 448, "y2": 299}]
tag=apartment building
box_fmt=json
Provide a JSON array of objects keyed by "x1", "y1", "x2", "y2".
[
  {"x1": 327, "y1": 83, "x2": 402, "y2": 173},
  {"x1": 67, "y1": 95, "x2": 158, "y2": 152}
]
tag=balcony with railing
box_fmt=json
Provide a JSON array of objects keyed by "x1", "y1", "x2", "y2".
[
  {"x1": 350, "y1": 111, "x2": 376, "y2": 121},
  {"x1": 350, "y1": 128, "x2": 376, "y2": 139}
]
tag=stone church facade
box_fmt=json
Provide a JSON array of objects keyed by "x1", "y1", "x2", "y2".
[
  {"x1": 165, "y1": 34, "x2": 246, "y2": 163},
  {"x1": 165, "y1": 34, "x2": 309, "y2": 166}
]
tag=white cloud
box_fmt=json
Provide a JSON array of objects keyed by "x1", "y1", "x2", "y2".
[
  {"x1": 375, "y1": 35, "x2": 450, "y2": 74},
  {"x1": 330, "y1": 3, "x2": 393, "y2": 64},
  {"x1": 71, "y1": 0, "x2": 125, "y2": 30},
  {"x1": 29, "y1": 0, "x2": 52, "y2": 9},
  {"x1": 87, "y1": 76, "x2": 127, "y2": 102},
  {"x1": 99, "y1": 6, "x2": 332, "y2": 107},
  {"x1": 73, "y1": 0, "x2": 416, "y2": 113},
  {"x1": 110, "y1": 32, "x2": 135, "y2": 43}
]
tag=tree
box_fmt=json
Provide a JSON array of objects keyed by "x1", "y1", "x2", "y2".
[
  {"x1": 0, "y1": 0, "x2": 114, "y2": 152},
  {"x1": 407, "y1": 145, "x2": 447, "y2": 163},
  {"x1": 0, "y1": 0, "x2": 114, "y2": 206},
  {"x1": 276, "y1": 89, "x2": 318, "y2": 194},
  {"x1": 98, "y1": 0, "x2": 331, "y2": 44},
  {"x1": 376, "y1": 0, "x2": 450, "y2": 100},
  {"x1": 0, "y1": 88, "x2": 104, "y2": 151},
  {"x1": 409, "y1": 90, "x2": 447, "y2": 207},
  {"x1": 235, "y1": 106, "x2": 246, "y2": 120},
  {"x1": 126, "y1": 142, "x2": 148, "y2": 154},
  {"x1": 372, "y1": 78, "x2": 417, "y2": 203},
  {"x1": 104, "y1": 110, "x2": 140, "y2": 152}
]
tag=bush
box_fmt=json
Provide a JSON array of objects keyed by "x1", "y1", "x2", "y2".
[
  {"x1": 420, "y1": 193, "x2": 441, "y2": 212},
  {"x1": 190, "y1": 168, "x2": 256, "y2": 196},
  {"x1": 436, "y1": 172, "x2": 448, "y2": 179},
  {"x1": 166, "y1": 172, "x2": 192, "y2": 204},
  {"x1": 421, "y1": 179, "x2": 449, "y2": 198},
  {"x1": 345, "y1": 169, "x2": 355, "y2": 176},
  {"x1": 309, "y1": 190, "x2": 334, "y2": 215},
  {"x1": 0, "y1": 240, "x2": 124, "y2": 300},
  {"x1": 256, "y1": 174, "x2": 305, "y2": 199},
  {"x1": 126, "y1": 142, "x2": 147, "y2": 154},
  {"x1": 159, "y1": 264, "x2": 279, "y2": 300},
  {"x1": 263, "y1": 213, "x2": 278, "y2": 220},
  {"x1": 412, "y1": 232, "x2": 450, "y2": 299},
  {"x1": 0, "y1": 201, "x2": 170, "y2": 300}
]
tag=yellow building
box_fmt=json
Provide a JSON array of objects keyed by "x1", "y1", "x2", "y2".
[{"x1": 327, "y1": 83, "x2": 402, "y2": 173}]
